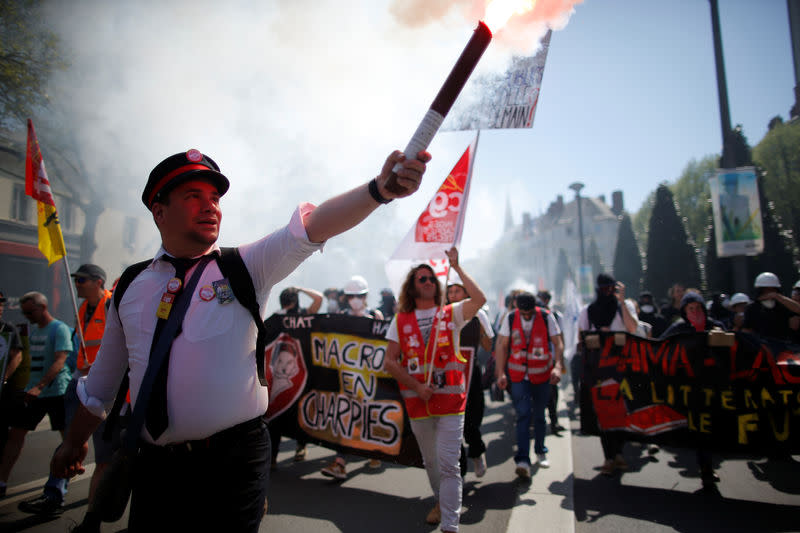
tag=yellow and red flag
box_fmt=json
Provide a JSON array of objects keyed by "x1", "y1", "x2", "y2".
[{"x1": 25, "y1": 119, "x2": 66, "y2": 265}]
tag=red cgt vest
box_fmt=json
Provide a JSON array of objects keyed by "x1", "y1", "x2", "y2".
[
  {"x1": 77, "y1": 290, "x2": 112, "y2": 371},
  {"x1": 507, "y1": 308, "x2": 552, "y2": 384},
  {"x1": 396, "y1": 305, "x2": 467, "y2": 420}
]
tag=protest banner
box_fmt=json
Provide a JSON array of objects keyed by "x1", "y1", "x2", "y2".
[
  {"x1": 263, "y1": 313, "x2": 426, "y2": 467},
  {"x1": 579, "y1": 331, "x2": 800, "y2": 454}
]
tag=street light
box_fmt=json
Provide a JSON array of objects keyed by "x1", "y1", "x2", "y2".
[{"x1": 568, "y1": 181, "x2": 585, "y2": 265}]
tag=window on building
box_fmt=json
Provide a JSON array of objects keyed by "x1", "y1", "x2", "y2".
[{"x1": 11, "y1": 184, "x2": 32, "y2": 223}]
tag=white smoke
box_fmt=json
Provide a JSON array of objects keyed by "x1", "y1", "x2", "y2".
[{"x1": 39, "y1": 0, "x2": 581, "y2": 314}]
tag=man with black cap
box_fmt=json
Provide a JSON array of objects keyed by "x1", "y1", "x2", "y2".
[
  {"x1": 494, "y1": 291, "x2": 564, "y2": 479},
  {"x1": 637, "y1": 290, "x2": 668, "y2": 338},
  {"x1": 51, "y1": 147, "x2": 429, "y2": 531},
  {"x1": 577, "y1": 273, "x2": 637, "y2": 476},
  {"x1": 19, "y1": 264, "x2": 113, "y2": 520}
]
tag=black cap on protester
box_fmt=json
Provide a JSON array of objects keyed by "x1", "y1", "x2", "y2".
[
  {"x1": 71, "y1": 264, "x2": 107, "y2": 282},
  {"x1": 516, "y1": 292, "x2": 537, "y2": 311},
  {"x1": 680, "y1": 291, "x2": 705, "y2": 310},
  {"x1": 596, "y1": 273, "x2": 616, "y2": 287},
  {"x1": 142, "y1": 149, "x2": 229, "y2": 210}
]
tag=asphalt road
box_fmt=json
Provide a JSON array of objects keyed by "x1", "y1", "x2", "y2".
[{"x1": 1, "y1": 387, "x2": 799, "y2": 533}]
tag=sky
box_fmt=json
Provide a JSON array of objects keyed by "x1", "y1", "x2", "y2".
[{"x1": 41, "y1": 0, "x2": 795, "y2": 312}]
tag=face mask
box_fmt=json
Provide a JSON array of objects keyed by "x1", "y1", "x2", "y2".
[
  {"x1": 349, "y1": 297, "x2": 365, "y2": 312},
  {"x1": 686, "y1": 308, "x2": 706, "y2": 331},
  {"x1": 761, "y1": 299, "x2": 776, "y2": 309},
  {"x1": 640, "y1": 305, "x2": 654, "y2": 314},
  {"x1": 326, "y1": 299, "x2": 339, "y2": 313}
]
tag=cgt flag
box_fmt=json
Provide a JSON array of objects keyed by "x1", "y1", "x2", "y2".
[
  {"x1": 384, "y1": 140, "x2": 475, "y2": 295},
  {"x1": 25, "y1": 119, "x2": 66, "y2": 265}
]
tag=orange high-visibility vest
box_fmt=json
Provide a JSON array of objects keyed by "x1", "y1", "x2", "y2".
[
  {"x1": 396, "y1": 305, "x2": 467, "y2": 419},
  {"x1": 77, "y1": 290, "x2": 112, "y2": 370},
  {"x1": 507, "y1": 308, "x2": 552, "y2": 384}
]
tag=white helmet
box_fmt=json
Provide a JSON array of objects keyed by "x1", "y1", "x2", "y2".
[
  {"x1": 729, "y1": 292, "x2": 751, "y2": 306},
  {"x1": 447, "y1": 271, "x2": 464, "y2": 288},
  {"x1": 754, "y1": 272, "x2": 781, "y2": 288},
  {"x1": 344, "y1": 275, "x2": 369, "y2": 295}
]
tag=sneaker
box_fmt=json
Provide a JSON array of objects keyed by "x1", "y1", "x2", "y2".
[
  {"x1": 551, "y1": 422, "x2": 565, "y2": 433},
  {"x1": 600, "y1": 459, "x2": 615, "y2": 476},
  {"x1": 613, "y1": 454, "x2": 628, "y2": 471},
  {"x1": 425, "y1": 502, "x2": 441, "y2": 525},
  {"x1": 321, "y1": 459, "x2": 347, "y2": 480},
  {"x1": 18, "y1": 494, "x2": 64, "y2": 516},
  {"x1": 648, "y1": 444, "x2": 660, "y2": 455},
  {"x1": 536, "y1": 453, "x2": 550, "y2": 468},
  {"x1": 514, "y1": 461, "x2": 531, "y2": 479},
  {"x1": 294, "y1": 444, "x2": 307, "y2": 462},
  {"x1": 473, "y1": 455, "x2": 487, "y2": 478},
  {"x1": 367, "y1": 458, "x2": 382, "y2": 469}
]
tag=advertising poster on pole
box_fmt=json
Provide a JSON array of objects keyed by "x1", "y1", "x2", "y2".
[{"x1": 709, "y1": 167, "x2": 764, "y2": 257}]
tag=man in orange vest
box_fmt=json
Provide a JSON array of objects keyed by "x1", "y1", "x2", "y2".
[
  {"x1": 384, "y1": 247, "x2": 486, "y2": 533},
  {"x1": 19, "y1": 264, "x2": 112, "y2": 519},
  {"x1": 494, "y1": 291, "x2": 564, "y2": 479}
]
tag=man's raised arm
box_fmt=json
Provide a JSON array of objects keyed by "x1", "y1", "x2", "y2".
[{"x1": 304, "y1": 150, "x2": 430, "y2": 243}]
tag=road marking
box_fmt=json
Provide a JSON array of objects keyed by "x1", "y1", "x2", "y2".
[{"x1": 506, "y1": 389, "x2": 575, "y2": 533}]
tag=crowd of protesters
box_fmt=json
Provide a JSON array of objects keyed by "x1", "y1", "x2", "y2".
[{"x1": 1, "y1": 261, "x2": 798, "y2": 529}]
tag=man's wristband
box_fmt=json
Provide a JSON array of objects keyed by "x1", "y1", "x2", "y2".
[{"x1": 368, "y1": 178, "x2": 393, "y2": 204}]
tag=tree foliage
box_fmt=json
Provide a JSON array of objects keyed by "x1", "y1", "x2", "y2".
[
  {"x1": 0, "y1": 0, "x2": 66, "y2": 128},
  {"x1": 644, "y1": 184, "x2": 702, "y2": 300},
  {"x1": 753, "y1": 117, "x2": 800, "y2": 248},
  {"x1": 671, "y1": 156, "x2": 716, "y2": 247},
  {"x1": 613, "y1": 213, "x2": 642, "y2": 297}
]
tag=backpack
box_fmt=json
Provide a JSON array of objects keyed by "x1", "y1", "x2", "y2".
[{"x1": 113, "y1": 247, "x2": 268, "y2": 386}]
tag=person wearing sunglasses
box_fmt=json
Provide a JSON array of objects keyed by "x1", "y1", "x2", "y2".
[{"x1": 384, "y1": 247, "x2": 486, "y2": 533}]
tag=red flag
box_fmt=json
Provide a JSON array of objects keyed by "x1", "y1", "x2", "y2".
[{"x1": 385, "y1": 139, "x2": 475, "y2": 295}]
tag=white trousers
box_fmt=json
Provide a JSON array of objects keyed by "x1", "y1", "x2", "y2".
[{"x1": 409, "y1": 413, "x2": 464, "y2": 532}]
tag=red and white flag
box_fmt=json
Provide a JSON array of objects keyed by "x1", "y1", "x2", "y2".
[{"x1": 384, "y1": 138, "x2": 476, "y2": 295}]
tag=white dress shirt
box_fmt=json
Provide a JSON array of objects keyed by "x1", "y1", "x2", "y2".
[{"x1": 79, "y1": 203, "x2": 323, "y2": 444}]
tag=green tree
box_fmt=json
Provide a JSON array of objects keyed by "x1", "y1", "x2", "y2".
[
  {"x1": 644, "y1": 184, "x2": 702, "y2": 300},
  {"x1": 0, "y1": 0, "x2": 66, "y2": 127},
  {"x1": 672, "y1": 156, "x2": 716, "y2": 247},
  {"x1": 753, "y1": 117, "x2": 800, "y2": 246},
  {"x1": 612, "y1": 213, "x2": 642, "y2": 297}
]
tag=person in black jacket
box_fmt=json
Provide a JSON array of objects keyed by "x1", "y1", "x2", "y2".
[{"x1": 659, "y1": 291, "x2": 725, "y2": 491}]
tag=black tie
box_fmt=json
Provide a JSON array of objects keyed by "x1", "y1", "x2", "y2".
[{"x1": 145, "y1": 255, "x2": 202, "y2": 440}]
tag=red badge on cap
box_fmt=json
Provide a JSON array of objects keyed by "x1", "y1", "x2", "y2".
[{"x1": 186, "y1": 149, "x2": 203, "y2": 162}]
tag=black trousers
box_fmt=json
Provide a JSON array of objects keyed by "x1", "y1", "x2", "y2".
[
  {"x1": 129, "y1": 417, "x2": 270, "y2": 532},
  {"x1": 463, "y1": 363, "x2": 486, "y2": 458}
]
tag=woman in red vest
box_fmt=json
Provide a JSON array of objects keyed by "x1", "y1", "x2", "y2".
[{"x1": 384, "y1": 248, "x2": 486, "y2": 533}]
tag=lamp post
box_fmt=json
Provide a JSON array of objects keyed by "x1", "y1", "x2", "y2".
[{"x1": 569, "y1": 182, "x2": 585, "y2": 266}]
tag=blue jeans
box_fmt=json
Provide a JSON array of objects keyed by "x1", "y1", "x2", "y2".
[{"x1": 510, "y1": 380, "x2": 551, "y2": 464}]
